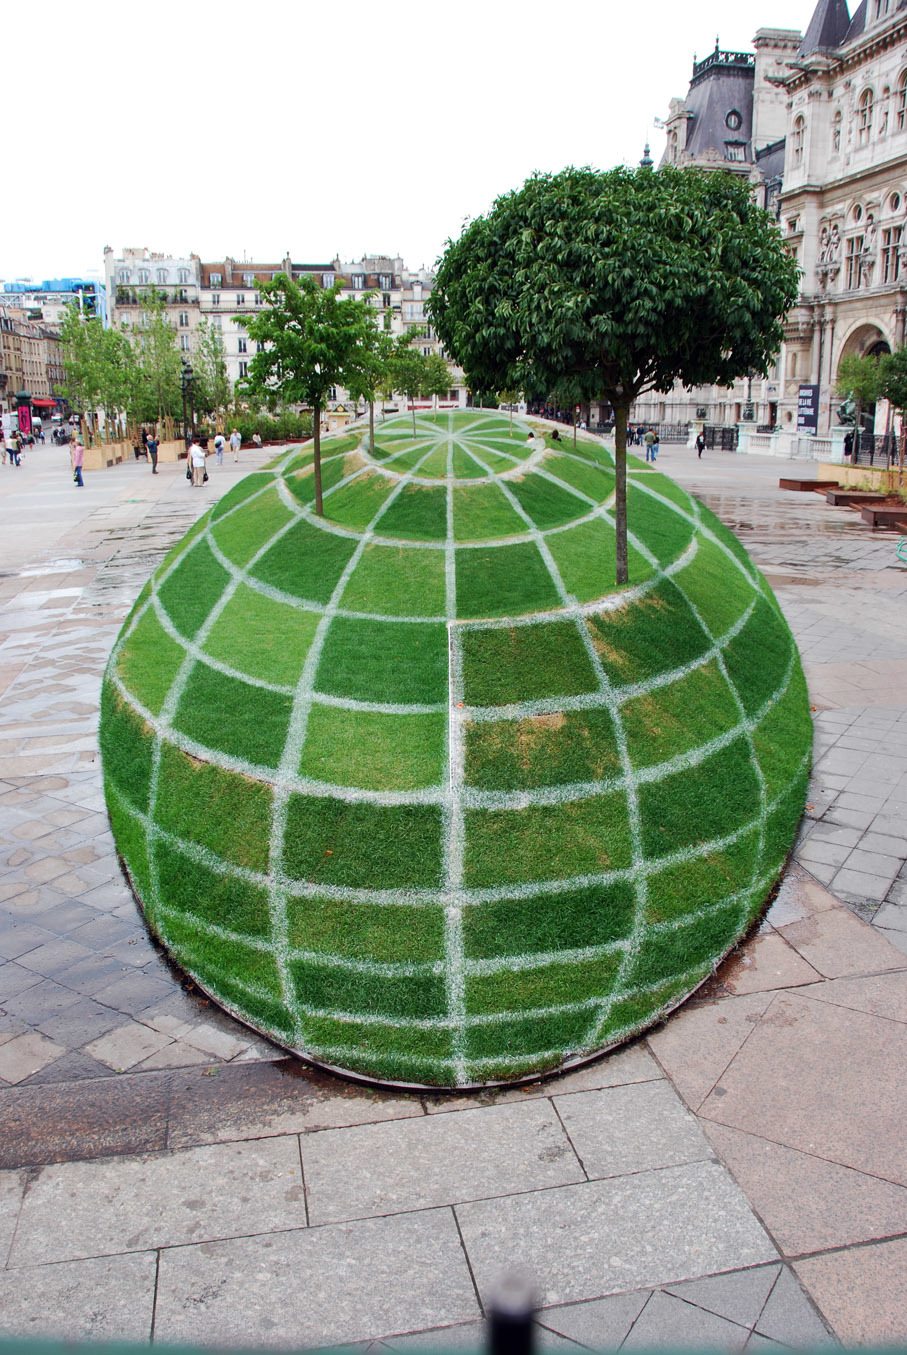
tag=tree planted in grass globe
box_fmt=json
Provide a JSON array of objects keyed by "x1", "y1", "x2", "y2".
[{"x1": 100, "y1": 411, "x2": 811, "y2": 1087}]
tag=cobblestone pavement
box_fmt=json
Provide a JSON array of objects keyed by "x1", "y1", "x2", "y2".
[{"x1": 0, "y1": 442, "x2": 905, "y2": 1348}]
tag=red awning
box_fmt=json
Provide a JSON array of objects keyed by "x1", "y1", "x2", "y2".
[{"x1": 31, "y1": 398, "x2": 59, "y2": 407}]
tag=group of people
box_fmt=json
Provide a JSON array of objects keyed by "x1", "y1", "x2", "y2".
[
  {"x1": 186, "y1": 429, "x2": 246, "y2": 487},
  {"x1": 1, "y1": 431, "x2": 23, "y2": 466}
]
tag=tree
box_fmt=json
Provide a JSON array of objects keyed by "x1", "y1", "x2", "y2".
[
  {"x1": 243, "y1": 274, "x2": 377, "y2": 515},
  {"x1": 430, "y1": 165, "x2": 800, "y2": 584},
  {"x1": 59, "y1": 305, "x2": 135, "y2": 438},
  {"x1": 836, "y1": 352, "x2": 883, "y2": 465},
  {"x1": 390, "y1": 334, "x2": 430, "y2": 434},
  {"x1": 133, "y1": 293, "x2": 182, "y2": 426},
  {"x1": 879, "y1": 346, "x2": 907, "y2": 483},
  {"x1": 344, "y1": 320, "x2": 395, "y2": 454},
  {"x1": 194, "y1": 320, "x2": 232, "y2": 421},
  {"x1": 420, "y1": 352, "x2": 452, "y2": 412}
]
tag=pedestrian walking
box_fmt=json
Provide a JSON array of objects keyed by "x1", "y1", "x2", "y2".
[
  {"x1": 230, "y1": 428, "x2": 241, "y2": 462},
  {"x1": 651, "y1": 430, "x2": 659, "y2": 462},
  {"x1": 70, "y1": 435, "x2": 85, "y2": 488},
  {"x1": 9, "y1": 433, "x2": 21, "y2": 467},
  {"x1": 214, "y1": 432, "x2": 226, "y2": 465},
  {"x1": 147, "y1": 433, "x2": 159, "y2": 474},
  {"x1": 0, "y1": 433, "x2": 6, "y2": 465},
  {"x1": 189, "y1": 437, "x2": 208, "y2": 487},
  {"x1": 696, "y1": 431, "x2": 706, "y2": 459},
  {"x1": 644, "y1": 428, "x2": 656, "y2": 462}
]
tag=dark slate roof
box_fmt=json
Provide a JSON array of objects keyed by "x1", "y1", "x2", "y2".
[
  {"x1": 845, "y1": 0, "x2": 866, "y2": 41},
  {"x1": 683, "y1": 64, "x2": 755, "y2": 160},
  {"x1": 798, "y1": 0, "x2": 851, "y2": 54},
  {"x1": 755, "y1": 138, "x2": 786, "y2": 179}
]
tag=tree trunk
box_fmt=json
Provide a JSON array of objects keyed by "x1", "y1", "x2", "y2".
[
  {"x1": 411, "y1": 396, "x2": 416, "y2": 435},
  {"x1": 573, "y1": 412, "x2": 577, "y2": 451},
  {"x1": 899, "y1": 408, "x2": 905, "y2": 488},
  {"x1": 369, "y1": 400, "x2": 375, "y2": 454},
  {"x1": 313, "y1": 400, "x2": 324, "y2": 516},
  {"x1": 614, "y1": 404, "x2": 629, "y2": 586}
]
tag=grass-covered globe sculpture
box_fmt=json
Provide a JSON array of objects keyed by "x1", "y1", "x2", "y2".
[{"x1": 101, "y1": 411, "x2": 811, "y2": 1087}]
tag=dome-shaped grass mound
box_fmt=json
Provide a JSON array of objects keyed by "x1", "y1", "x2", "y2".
[{"x1": 101, "y1": 411, "x2": 811, "y2": 1087}]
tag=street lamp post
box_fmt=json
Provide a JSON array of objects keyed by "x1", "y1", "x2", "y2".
[{"x1": 180, "y1": 360, "x2": 195, "y2": 447}]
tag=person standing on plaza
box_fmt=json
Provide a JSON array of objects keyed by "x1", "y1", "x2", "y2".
[
  {"x1": 9, "y1": 432, "x2": 21, "y2": 467},
  {"x1": 147, "y1": 432, "x2": 159, "y2": 474},
  {"x1": 214, "y1": 432, "x2": 226, "y2": 465},
  {"x1": 644, "y1": 428, "x2": 656, "y2": 462},
  {"x1": 230, "y1": 428, "x2": 241, "y2": 462},
  {"x1": 70, "y1": 434, "x2": 84, "y2": 488},
  {"x1": 0, "y1": 432, "x2": 6, "y2": 465},
  {"x1": 651, "y1": 429, "x2": 659, "y2": 462},
  {"x1": 696, "y1": 431, "x2": 706, "y2": 459},
  {"x1": 189, "y1": 436, "x2": 208, "y2": 487}
]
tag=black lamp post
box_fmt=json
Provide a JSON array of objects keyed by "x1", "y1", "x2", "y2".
[{"x1": 180, "y1": 360, "x2": 195, "y2": 447}]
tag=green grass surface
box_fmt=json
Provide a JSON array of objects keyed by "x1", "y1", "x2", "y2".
[{"x1": 102, "y1": 410, "x2": 812, "y2": 1089}]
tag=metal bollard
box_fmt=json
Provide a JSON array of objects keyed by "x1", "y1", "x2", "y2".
[{"x1": 487, "y1": 1272, "x2": 536, "y2": 1355}]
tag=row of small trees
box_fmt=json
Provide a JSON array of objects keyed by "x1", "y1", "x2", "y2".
[
  {"x1": 836, "y1": 348, "x2": 907, "y2": 480},
  {"x1": 60, "y1": 296, "x2": 231, "y2": 437}
]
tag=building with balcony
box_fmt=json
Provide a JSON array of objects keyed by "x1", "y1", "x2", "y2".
[{"x1": 104, "y1": 247, "x2": 201, "y2": 342}]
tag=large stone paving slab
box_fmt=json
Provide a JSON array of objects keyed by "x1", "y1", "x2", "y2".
[
  {"x1": 302, "y1": 1100, "x2": 584, "y2": 1225},
  {"x1": 8, "y1": 1136, "x2": 305, "y2": 1265},
  {"x1": 153, "y1": 1209, "x2": 479, "y2": 1348},
  {"x1": 456, "y1": 1160, "x2": 778, "y2": 1308},
  {"x1": 551, "y1": 1081, "x2": 713, "y2": 1179},
  {"x1": 0, "y1": 1252, "x2": 156, "y2": 1341}
]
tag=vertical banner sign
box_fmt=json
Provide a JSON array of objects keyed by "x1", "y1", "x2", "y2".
[
  {"x1": 17, "y1": 406, "x2": 32, "y2": 436},
  {"x1": 797, "y1": 384, "x2": 819, "y2": 434}
]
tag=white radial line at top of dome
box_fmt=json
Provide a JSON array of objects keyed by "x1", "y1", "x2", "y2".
[
  {"x1": 265, "y1": 437, "x2": 444, "y2": 1044},
  {"x1": 443, "y1": 413, "x2": 468, "y2": 1083}
]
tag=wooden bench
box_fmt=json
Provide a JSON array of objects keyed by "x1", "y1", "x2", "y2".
[
  {"x1": 779, "y1": 478, "x2": 839, "y2": 492},
  {"x1": 859, "y1": 504, "x2": 907, "y2": 529},
  {"x1": 825, "y1": 489, "x2": 889, "y2": 506}
]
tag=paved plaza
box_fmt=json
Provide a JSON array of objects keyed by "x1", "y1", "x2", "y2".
[{"x1": 0, "y1": 438, "x2": 905, "y2": 1347}]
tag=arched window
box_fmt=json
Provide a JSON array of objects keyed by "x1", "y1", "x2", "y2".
[
  {"x1": 897, "y1": 71, "x2": 907, "y2": 130},
  {"x1": 858, "y1": 88, "x2": 874, "y2": 145},
  {"x1": 792, "y1": 115, "x2": 806, "y2": 165}
]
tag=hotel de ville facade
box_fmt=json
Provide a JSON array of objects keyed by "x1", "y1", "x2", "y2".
[{"x1": 632, "y1": 0, "x2": 907, "y2": 455}]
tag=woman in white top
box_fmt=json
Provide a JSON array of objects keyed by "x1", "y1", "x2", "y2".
[{"x1": 189, "y1": 437, "x2": 208, "y2": 487}]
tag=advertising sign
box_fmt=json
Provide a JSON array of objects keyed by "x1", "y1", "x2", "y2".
[{"x1": 797, "y1": 384, "x2": 819, "y2": 434}]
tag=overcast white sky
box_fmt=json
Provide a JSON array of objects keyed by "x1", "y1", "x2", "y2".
[{"x1": 6, "y1": 0, "x2": 818, "y2": 283}]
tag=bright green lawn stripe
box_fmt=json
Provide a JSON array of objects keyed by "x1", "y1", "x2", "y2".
[
  {"x1": 625, "y1": 483, "x2": 695, "y2": 565},
  {"x1": 116, "y1": 608, "x2": 186, "y2": 716},
  {"x1": 286, "y1": 897, "x2": 444, "y2": 964},
  {"x1": 210, "y1": 487, "x2": 294, "y2": 567},
  {"x1": 99, "y1": 682, "x2": 155, "y2": 813},
  {"x1": 588, "y1": 580, "x2": 710, "y2": 686},
  {"x1": 380, "y1": 447, "x2": 431, "y2": 473},
  {"x1": 546, "y1": 519, "x2": 652, "y2": 603},
  {"x1": 283, "y1": 796, "x2": 444, "y2": 889},
  {"x1": 285, "y1": 434, "x2": 359, "y2": 474},
  {"x1": 287, "y1": 456, "x2": 353, "y2": 506},
  {"x1": 642, "y1": 475, "x2": 695, "y2": 512},
  {"x1": 672, "y1": 536, "x2": 755, "y2": 638},
  {"x1": 303, "y1": 1012, "x2": 453, "y2": 1063},
  {"x1": 464, "y1": 791, "x2": 633, "y2": 888},
  {"x1": 752, "y1": 664, "x2": 812, "y2": 801},
  {"x1": 452, "y1": 484, "x2": 527, "y2": 541},
  {"x1": 465, "y1": 952, "x2": 622, "y2": 1016},
  {"x1": 722, "y1": 596, "x2": 797, "y2": 718},
  {"x1": 465, "y1": 1007, "x2": 593, "y2": 1063},
  {"x1": 211, "y1": 473, "x2": 276, "y2": 521},
  {"x1": 156, "y1": 742, "x2": 273, "y2": 871},
  {"x1": 203, "y1": 585, "x2": 320, "y2": 686},
  {"x1": 316, "y1": 616, "x2": 448, "y2": 704},
  {"x1": 627, "y1": 451, "x2": 649, "y2": 471},
  {"x1": 418, "y1": 447, "x2": 451, "y2": 478},
  {"x1": 464, "y1": 707, "x2": 622, "y2": 791},
  {"x1": 377, "y1": 485, "x2": 448, "y2": 540},
  {"x1": 645, "y1": 827, "x2": 761, "y2": 924},
  {"x1": 461, "y1": 620, "x2": 599, "y2": 706},
  {"x1": 157, "y1": 537, "x2": 230, "y2": 641},
  {"x1": 455, "y1": 542, "x2": 562, "y2": 618},
  {"x1": 284, "y1": 450, "x2": 315, "y2": 473},
  {"x1": 602, "y1": 974, "x2": 692, "y2": 1038},
  {"x1": 157, "y1": 514, "x2": 211, "y2": 575},
  {"x1": 173, "y1": 661, "x2": 292, "y2": 769},
  {"x1": 759, "y1": 765, "x2": 810, "y2": 877},
  {"x1": 544, "y1": 455, "x2": 615, "y2": 502},
  {"x1": 107, "y1": 790, "x2": 153, "y2": 900},
  {"x1": 452, "y1": 447, "x2": 484, "y2": 478},
  {"x1": 156, "y1": 840, "x2": 271, "y2": 938},
  {"x1": 475, "y1": 449, "x2": 523, "y2": 473},
  {"x1": 212, "y1": 973, "x2": 295, "y2": 1039},
  {"x1": 622, "y1": 659, "x2": 742, "y2": 768},
  {"x1": 300, "y1": 707, "x2": 446, "y2": 790},
  {"x1": 479, "y1": 437, "x2": 533, "y2": 457},
  {"x1": 508, "y1": 475, "x2": 588, "y2": 529},
  {"x1": 290, "y1": 960, "x2": 446, "y2": 1021},
  {"x1": 251, "y1": 519, "x2": 358, "y2": 604},
  {"x1": 638, "y1": 735, "x2": 761, "y2": 859},
  {"x1": 339, "y1": 545, "x2": 446, "y2": 617},
  {"x1": 463, "y1": 880, "x2": 635, "y2": 959},
  {"x1": 626, "y1": 902, "x2": 742, "y2": 992},
  {"x1": 323, "y1": 472, "x2": 397, "y2": 529},
  {"x1": 160, "y1": 912, "x2": 284, "y2": 999}
]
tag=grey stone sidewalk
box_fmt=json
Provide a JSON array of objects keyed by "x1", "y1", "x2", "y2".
[{"x1": 0, "y1": 443, "x2": 905, "y2": 1347}]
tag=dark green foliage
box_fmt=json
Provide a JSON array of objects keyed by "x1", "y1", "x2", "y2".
[
  {"x1": 466, "y1": 952, "x2": 621, "y2": 1015},
  {"x1": 99, "y1": 681, "x2": 155, "y2": 812},
  {"x1": 157, "y1": 538, "x2": 230, "y2": 641},
  {"x1": 639, "y1": 736, "x2": 761, "y2": 858},
  {"x1": 291, "y1": 960, "x2": 446, "y2": 1021},
  {"x1": 283, "y1": 795, "x2": 443, "y2": 889},
  {"x1": 455, "y1": 542, "x2": 562, "y2": 618},
  {"x1": 316, "y1": 617, "x2": 448, "y2": 704},
  {"x1": 173, "y1": 661, "x2": 292, "y2": 769},
  {"x1": 466, "y1": 1007, "x2": 594, "y2": 1062},
  {"x1": 460, "y1": 619, "x2": 598, "y2": 706},
  {"x1": 464, "y1": 707, "x2": 621, "y2": 791},
  {"x1": 156, "y1": 742, "x2": 273, "y2": 870},
  {"x1": 251, "y1": 518, "x2": 357, "y2": 603},
  {"x1": 463, "y1": 880, "x2": 636, "y2": 958}
]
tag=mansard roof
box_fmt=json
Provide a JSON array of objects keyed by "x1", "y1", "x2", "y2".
[{"x1": 798, "y1": 0, "x2": 851, "y2": 56}]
